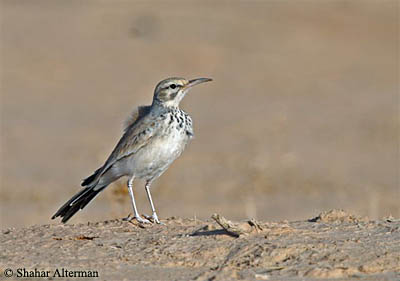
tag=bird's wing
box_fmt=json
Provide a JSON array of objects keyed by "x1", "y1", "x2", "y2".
[
  {"x1": 105, "y1": 111, "x2": 159, "y2": 170},
  {"x1": 123, "y1": 105, "x2": 152, "y2": 132},
  {"x1": 86, "y1": 108, "x2": 160, "y2": 186}
]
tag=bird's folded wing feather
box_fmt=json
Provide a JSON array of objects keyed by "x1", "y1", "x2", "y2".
[
  {"x1": 98, "y1": 108, "x2": 159, "y2": 178},
  {"x1": 123, "y1": 105, "x2": 152, "y2": 132}
]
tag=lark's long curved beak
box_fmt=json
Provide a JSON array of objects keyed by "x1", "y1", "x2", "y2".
[{"x1": 186, "y1": 78, "x2": 213, "y2": 89}]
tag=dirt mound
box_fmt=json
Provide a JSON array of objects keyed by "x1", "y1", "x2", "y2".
[
  {"x1": 308, "y1": 209, "x2": 368, "y2": 223},
  {"x1": 1, "y1": 210, "x2": 399, "y2": 280}
]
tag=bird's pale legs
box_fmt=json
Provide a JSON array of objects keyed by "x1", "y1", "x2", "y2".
[{"x1": 124, "y1": 177, "x2": 161, "y2": 224}]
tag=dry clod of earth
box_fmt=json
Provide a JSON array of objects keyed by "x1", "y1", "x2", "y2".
[
  {"x1": 0, "y1": 209, "x2": 399, "y2": 280},
  {"x1": 210, "y1": 213, "x2": 264, "y2": 237}
]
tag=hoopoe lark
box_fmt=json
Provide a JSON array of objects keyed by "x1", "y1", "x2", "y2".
[{"x1": 52, "y1": 77, "x2": 212, "y2": 224}]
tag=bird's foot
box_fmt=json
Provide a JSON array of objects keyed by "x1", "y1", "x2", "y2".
[
  {"x1": 135, "y1": 216, "x2": 152, "y2": 224},
  {"x1": 122, "y1": 213, "x2": 134, "y2": 221},
  {"x1": 123, "y1": 213, "x2": 151, "y2": 224},
  {"x1": 144, "y1": 213, "x2": 164, "y2": 224}
]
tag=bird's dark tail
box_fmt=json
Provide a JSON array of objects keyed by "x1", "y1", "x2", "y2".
[
  {"x1": 51, "y1": 164, "x2": 112, "y2": 223},
  {"x1": 51, "y1": 185, "x2": 104, "y2": 223},
  {"x1": 81, "y1": 167, "x2": 103, "y2": 187},
  {"x1": 52, "y1": 168, "x2": 105, "y2": 223}
]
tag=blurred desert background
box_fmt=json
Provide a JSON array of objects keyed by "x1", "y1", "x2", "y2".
[{"x1": 0, "y1": 0, "x2": 398, "y2": 228}]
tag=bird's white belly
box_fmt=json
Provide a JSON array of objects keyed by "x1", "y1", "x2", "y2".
[{"x1": 127, "y1": 130, "x2": 189, "y2": 180}]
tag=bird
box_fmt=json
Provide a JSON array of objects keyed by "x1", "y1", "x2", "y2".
[{"x1": 52, "y1": 77, "x2": 212, "y2": 224}]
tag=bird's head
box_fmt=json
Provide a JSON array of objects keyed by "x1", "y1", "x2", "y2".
[{"x1": 153, "y1": 77, "x2": 212, "y2": 108}]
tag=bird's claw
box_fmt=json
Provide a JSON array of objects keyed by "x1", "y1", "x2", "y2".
[
  {"x1": 144, "y1": 213, "x2": 164, "y2": 225},
  {"x1": 135, "y1": 216, "x2": 152, "y2": 224},
  {"x1": 123, "y1": 213, "x2": 134, "y2": 221},
  {"x1": 123, "y1": 213, "x2": 152, "y2": 224}
]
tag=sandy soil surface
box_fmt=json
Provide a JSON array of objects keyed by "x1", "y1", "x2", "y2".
[{"x1": 1, "y1": 210, "x2": 399, "y2": 281}]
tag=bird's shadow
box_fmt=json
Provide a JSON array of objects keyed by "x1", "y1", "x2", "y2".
[{"x1": 190, "y1": 227, "x2": 237, "y2": 238}]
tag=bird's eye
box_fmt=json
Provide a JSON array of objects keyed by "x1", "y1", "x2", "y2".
[{"x1": 170, "y1": 84, "x2": 177, "y2": 89}]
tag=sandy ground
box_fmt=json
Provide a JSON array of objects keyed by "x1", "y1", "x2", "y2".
[
  {"x1": 1, "y1": 1, "x2": 399, "y2": 229},
  {"x1": 1, "y1": 210, "x2": 399, "y2": 280}
]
